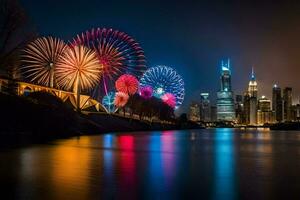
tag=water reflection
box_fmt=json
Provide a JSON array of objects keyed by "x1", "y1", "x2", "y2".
[
  {"x1": 1, "y1": 129, "x2": 300, "y2": 199},
  {"x1": 213, "y1": 128, "x2": 236, "y2": 200}
]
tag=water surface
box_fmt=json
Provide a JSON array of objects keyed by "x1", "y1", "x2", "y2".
[{"x1": 1, "y1": 128, "x2": 300, "y2": 199}]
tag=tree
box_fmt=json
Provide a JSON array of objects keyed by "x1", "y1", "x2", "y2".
[{"x1": 0, "y1": 0, "x2": 35, "y2": 72}]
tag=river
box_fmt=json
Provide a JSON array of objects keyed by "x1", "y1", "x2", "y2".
[{"x1": 1, "y1": 128, "x2": 300, "y2": 199}]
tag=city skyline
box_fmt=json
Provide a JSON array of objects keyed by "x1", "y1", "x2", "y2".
[{"x1": 20, "y1": 0, "x2": 300, "y2": 112}]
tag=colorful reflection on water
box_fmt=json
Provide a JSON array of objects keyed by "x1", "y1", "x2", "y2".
[{"x1": 1, "y1": 129, "x2": 300, "y2": 199}]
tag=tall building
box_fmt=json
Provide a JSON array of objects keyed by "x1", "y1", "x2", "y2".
[
  {"x1": 216, "y1": 59, "x2": 235, "y2": 121},
  {"x1": 210, "y1": 106, "x2": 217, "y2": 122},
  {"x1": 292, "y1": 104, "x2": 300, "y2": 121},
  {"x1": 235, "y1": 95, "x2": 243, "y2": 124},
  {"x1": 248, "y1": 67, "x2": 258, "y2": 98},
  {"x1": 243, "y1": 92, "x2": 250, "y2": 124},
  {"x1": 283, "y1": 87, "x2": 292, "y2": 121},
  {"x1": 189, "y1": 103, "x2": 200, "y2": 122},
  {"x1": 257, "y1": 96, "x2": 275, "y2": 125},
  {"x1": 200, "y1": 93, "x2": 211, "y2": 122},
  {"x1": 272, "y1": 84, "x2": 283, "y2": 122},
  {"x1": 248, "y1": 68, "x2": 257, "y2": 125}
]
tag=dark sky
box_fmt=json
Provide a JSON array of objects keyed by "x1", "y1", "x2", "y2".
[{"x1": 20, "y1": 0, "x2": 300, "y2": 112}]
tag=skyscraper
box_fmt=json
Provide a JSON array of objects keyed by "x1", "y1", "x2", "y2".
[
  {"x1": 248, "y1": 68, "x2": 257, "y2": 125},
  {"x1": 235, "y1": 95, "x2": 243, "y2": 124},
  {"x1": 200, "y1": 93, "x2": 211, "y2": 122},
  {"x1": 283, "y1": 87, "x2": 292, "y2": 121},
  {"x1": 257, "y1": 96, "x2": 275, "y2": 125},
  {"x1": 189, "y1": 102, "x2": 200, "y2": 122},
  {"x1": 216, "y1": 59, "x2": 235, "y2": 121},
  {"x1": 248, "y1": 67, "x2": 258, "y2": 98},
  {"x1": 243, "y1": 92, "x2": 250, "y2": 124},
  {"x1": 272, "y1": 84, "x2": 283, "y2": 122}
]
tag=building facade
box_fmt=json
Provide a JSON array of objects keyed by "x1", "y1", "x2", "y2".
[
  {"x1": 243, "y1": 92, "x2": 251, "y2": 124},
  {"x1": 283, "y1": 87, "x2": 292, "y2": 121},
  {"x1": 216, "y1": 59, "x2": 235, "y2": 121},
  {"x1": 248, "y1": 68, "x2": 258, "y2": 125},
  {"x1": 200, "y1": 93, "x2": 211, "y2": 122},
  {"x1": 257, "y1": 96, "x2": 275, "y2": 125},
  {"x1": 189, "y1": 102, "x2": 200, "y2": 122},
  {"x1": 235, "y1": 95, "x2": 243, "y2": 124},
  {"x1": 272, "y1": 84, "x2": 283, "y2": 122}
]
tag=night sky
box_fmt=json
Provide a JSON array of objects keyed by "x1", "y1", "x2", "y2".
[{"x1": 20, "y1": 0, "x2": 300, "y2": 112}]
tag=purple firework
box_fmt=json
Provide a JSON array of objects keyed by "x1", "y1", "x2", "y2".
[{"x1": 140, "y1": 86, "x2": 153, "y2": 99}]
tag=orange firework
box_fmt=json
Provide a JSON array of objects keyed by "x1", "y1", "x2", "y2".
[
  {"x1": 56, "y1": 45, "x2": 102, "y2": 111},
  {"x1": 114, "y1": 92, "x2": 129, "y2": 108},
  {"x1": 22, "y1": 37, "x2": 68, "y2": 88},
  {"x1": 56, "y1": 45, "x2": 102, "y2": 91}
]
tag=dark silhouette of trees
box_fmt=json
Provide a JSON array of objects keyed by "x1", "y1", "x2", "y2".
[
  {"x1": 125, "y1": 94, "x2": 175, "y2": 122},
  {"x1": 0, "y1": 0, "x2": 35, "y2": 73}
]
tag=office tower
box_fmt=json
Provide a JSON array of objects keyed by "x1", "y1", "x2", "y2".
[
  {"x1": 257, "y1": 96, "x2": 275, "y2": 125},
  {"x1": 235, "y1": 95, "x2": 243, "y2": 124},
  {"x1": 216, "y1": 59, "x2": 235, "y2": 121},
  {"x1": 189, "y1": 102, "x2": 200, "y2": 122},
  {"x1": 200, "y1": 93, "x2": 211, "y2": 122},
  {"x1": 210, "y1": 105, "x2": 217, "y2": 122},
  {"x1": 248, "y1": 67, "x2": 258, "y2": 98},
  {"x1": 272, "y1": 84, "x2": 283, "y2": 122},
  {"x1": 243, "y1": 92, "x2": 250, "y2": 124},
  {"x1": 283, "y1": 87, "x2": 292, "y2": 121},
  {"x1": 249, "y1": 97, "x2": 257, "y2": 125},
  {"x1": 291, "y1": 104, "x2": 300, "y2": 121},
  {"x1": 248, "y1": 68, "x2": 257, "y2": 125}
]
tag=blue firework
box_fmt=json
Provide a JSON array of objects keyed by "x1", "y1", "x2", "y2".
[
  {"x1": 102, "y1": 91, "x2": 116, "y2": 113},
  {"x1": 140, "y1": 65, "x2": 185, "y2": 108}
]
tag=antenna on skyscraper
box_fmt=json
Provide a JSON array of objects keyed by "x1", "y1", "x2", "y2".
[
  {"x1": 251, "y1": 66, "x2": 255, "y2": 80},
  {"x1": 228, "y1": 58, "x2": 230, "y2": 69}
]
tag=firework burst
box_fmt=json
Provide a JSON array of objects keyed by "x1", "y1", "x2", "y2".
[
  {"x1": 140, "y1": 65, "x2": 185, "y2": 108},
  {"x1": 102, "y1": 91, "x2": 116, "y2": 113},
  {"x1": 161, "y1": 93, "x2": 176, "y2": 108},
  {"x1": 115, "y1": 74, "x2": 139, "y2": 95},
  {"x1": 56, "y1": 45, "x2": 102, "y2": 111},
  {"x1": 114, "y1": 92, "x2": 129, "y2": 108},
  {"x1": 139, "y1": 86, "x2": 153, "y2": 99},
  {"x1": 72, "y1": 28, "x2": 146, "y2": 96},
  {"x1": 55, "y1": 45, "x2": 102, "y2": 91},
  {"x1": 22, "y1": 37, "x2": 68, "y2": 87}
]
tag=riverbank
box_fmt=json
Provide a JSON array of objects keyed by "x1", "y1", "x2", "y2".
[
  {"x1": 270, "y1": 122, "x2": 300, "y2": 130},
  {"x1": 0, "y1": 92, "x2": 202, "y2": 148}
]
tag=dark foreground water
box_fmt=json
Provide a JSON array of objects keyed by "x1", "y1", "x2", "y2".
[{"x1": 1, "y1": 128, "x2": 300, "y2": 200}]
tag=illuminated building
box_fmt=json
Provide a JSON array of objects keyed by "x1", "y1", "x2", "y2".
[
  {"x1": 189, "y1": 102, "x2": 200, "y2": 122},
  {"x1": 248, "y1": 67, "x2": 258, "y2": 97},
  {"x1": 248, "y1": 68, "x2": 257, "y2": 125},
  {"x1": 272, "y1": 84, "x2": 283, "y2": 122},
  {"x1": 216, "y1": 59, "x2": 235, "y2": 121},
  {"x1": 283, "y1": 87, "x2": 292, "y2": 121},
  {"x1": 200, "y1": 93, "x2": 211, "y2": 122},
  {"x1": 257, "y1": 96, "x2": 275, "y2": 125}
]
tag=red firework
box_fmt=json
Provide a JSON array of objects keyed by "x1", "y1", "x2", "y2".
[
  {"x1": 114, "y1": 92, "x2": 129, "y2": 108},
  {"x1": 161, "y1": 93, "x2": 176, "y2": 108},
  {"x1": 72, "y1": 28, "x2": 146, "y2": 96},
  {"x1": 140, "y1": 86, "x2": 153, "y2": 99},
  {"x1": 115, "y1": 74, "x2": 139, "y2": 95}
]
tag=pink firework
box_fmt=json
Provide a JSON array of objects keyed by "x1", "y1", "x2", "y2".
[
  {"x1": 140, "y1": 86, "x2": 153, "y2": 99},
  {"x1": 161, "y1": 93, "x2": 176, "y2": 108},
  {"x1": 115, "y1": 74, "x2": 139, "y2": 95},
  {"x1": 114, "y1": 92, "x2": 129, "y2": 108}
]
